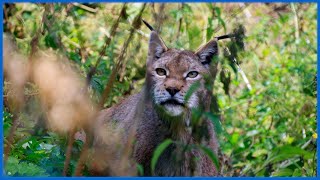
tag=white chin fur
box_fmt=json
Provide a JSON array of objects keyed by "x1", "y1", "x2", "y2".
[{"x1": 164, "y1": 104, "x2": 184, "y2": 116}]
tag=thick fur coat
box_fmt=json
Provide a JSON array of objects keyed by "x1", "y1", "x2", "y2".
[{"x1": 92, "y1": 31, "x2": 220, "y2": 176}]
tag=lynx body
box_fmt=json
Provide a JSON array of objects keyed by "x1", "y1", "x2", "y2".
[{"x1": 93, "y1": 31, "x2": 220, "y2": 176}]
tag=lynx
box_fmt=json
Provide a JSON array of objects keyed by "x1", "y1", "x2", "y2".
[{"x1": 92, "y1": 30, "x2": 220, "y2": 176}]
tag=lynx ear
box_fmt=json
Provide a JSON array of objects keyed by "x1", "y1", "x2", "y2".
[
  {"x1": 148, "y1": 31, "x2": 168, "y2": 59},
  {"x1": 195, "y1": 40, "x2": 218, "y2": 67}
]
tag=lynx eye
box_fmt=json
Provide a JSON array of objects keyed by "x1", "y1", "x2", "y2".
[
  {"x1": 156, "y1": 68, "x2": 166, "y2": 76},
  {"x1": 187, "y1": 71, "x2": 199, "y2": 78}
]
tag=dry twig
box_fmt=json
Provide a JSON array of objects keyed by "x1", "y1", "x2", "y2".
[
  {"x1": 86, "y1": 3, "x2": 127, "y2": 85},
  {"x1": 74, "y1": 5, "x2": 146, "y2": 175},
  {"x1": 98, "y1": 3, "x2": 146, "y2": 109},
  {"x1": 63, "y1": 129, "x2": 76, "y2": 176},
  {"x1": 4, "y1": 4, "x2": 49, "y2": 164}
]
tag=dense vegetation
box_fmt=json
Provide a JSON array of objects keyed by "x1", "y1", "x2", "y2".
[{"x1": 3, "y1": 3, "x2": 317, "y2": 177}]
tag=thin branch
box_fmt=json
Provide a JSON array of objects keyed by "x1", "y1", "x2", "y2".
[
  {"x1": 151, "y1": 3, "x2": 166, "y2": 33},
  {"x1": 224, "y1": 47, "x2": 252, "y2": 91},
  {"x1": 63, "y1": 129, "x2": 76, "y2": 176},
  {"x1": 119, "y1": 38, "x2": 141, "y2": 81},
  {"x1": 213, "y1": 4, "x2": 250, "y2": 34},
  {"x1": 291, "y1": 3, "x2": 300, "y2": 40},
  {"x1": 98, "y1": 3, "x2": 146, "y2": 109},
  {"x1": 29, "y1": 4, "x2": 49, "y2": 62},
  {"x1": 86, "y1": 3, "x2": 127, "y2": 85},
  {"x1": 73, "y1": 3, "x2": 98, "y2": 13},
  {"x1": 74, "y1": 6, "x2": 146, "y2": 174},
  {"x1": 74, "y1": 140, "x2": 89, "y2": 176},
  {"x1": 3, "y1": 4, "x2": 9, "y2": 22},
  {"x1": 174, "y1": 3, "x2": 184, "y2": 41},
  {"x1": 4, "y1": 3, "x2": 49, "y2": 165},
  {"x1": 42, "y1": 5, "x2": 68, "y2": 55},
  {"x1": 74, "y1": 127, "x2": 92, "y2": 176},
  {"x1": 3, "y1": 4, "x2": 11, "y2": 32},
  {"x1": 4, "y1": 115, "x2": 19, "y2": 163},
  {"x1": 267, "y1": 116, "x2": 274, "y2": 131}
]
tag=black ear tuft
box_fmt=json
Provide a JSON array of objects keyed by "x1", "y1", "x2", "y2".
[
  {"x1": 142, "y1": 19, "x2": 154, "y2": 31},
  {"x1": 195, "y1": 40, "x2": 218, "y2": 67}
]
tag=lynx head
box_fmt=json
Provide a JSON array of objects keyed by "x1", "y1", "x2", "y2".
[{"x1": 146, "y1": 31, "x2": 218, "y2": 117}]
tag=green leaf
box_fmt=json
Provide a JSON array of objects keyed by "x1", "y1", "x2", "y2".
[
  {"x1": 187, "y1": 25, "x2": 202, "y2": 49},
  {"x1": 252, "y1": 149, "x2": 268, "y2": 157},
  {"x1": 292, "y1": 169, "x2": 302, "y2": 176},
  {"x1": 136, "y1": 163, "x2": 144, "y2": 176},
  {"x1": 191, "y1": 108, "x2": 203, "y2": 126},
  {"x1": 199, "y1": 145, "x2": 219, "y2": 170},
  {"x1": 257, "y1": 145, "x2": 314, "y2": 174},
  {"x1": 218, "y1": 17, "x2": 226, "y2": 33},
  {"x1": 271, "y1": 168, "x2": 293, "y2": 177},
  {"x1": 268, "y1": 145, "x2": 314, "y2": 163},
  {"x1": 184, "y1": 81, "x2": 201, "y2": 102},
  {"x1": 213, "y1": 7, "x2": 226, "y2": 33},
  {"x1": 5, "y1": 156, "x2": 49, "y2": 176},
  {"x1": 44, "y1": 33, "x2": 58, "y2": 49},
  {"x1": 230, "y1": 133, "x2": 240, "y2": 145},
  {"x1": 206, "y1": 17, "x2": 213, "y2": 41},
  {"x1": 151, "y1": 139, "x2": 173, "y2": 175},
  {"x1": 204, "y1": 112, "x2": 222, "y2": 134}
]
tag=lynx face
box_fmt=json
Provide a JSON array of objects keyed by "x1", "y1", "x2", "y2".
[
  {"x1": 146, "y1": 32, "x2": 218, "y2": 117},
  {"x1": 150, "y1": 50, "x2": 206, "y2": 116}
]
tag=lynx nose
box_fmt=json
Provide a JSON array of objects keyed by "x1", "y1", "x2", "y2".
[{"x1": 166, "y1": 87, "x2": 179, "y2": 96}]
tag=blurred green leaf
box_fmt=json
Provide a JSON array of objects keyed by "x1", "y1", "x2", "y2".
[
  {"x1": 137, "y1": 163, "x2": 144, "y2": 176},
  {"x1": 184, "y1": 81, "x2": 201, "y2": 102},
  {"x1": 204, "y1": 112, "x2": 222, "y2": 134},
  {"x1": 199, "y1": 145, "x2": 219, "y2": 170},
  {"x1": 151, "y1": 139, "x2": 173, "y2": 175}
]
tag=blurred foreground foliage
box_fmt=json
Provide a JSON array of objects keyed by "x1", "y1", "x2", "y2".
[{"x1": 3, "y1": 3, "x2": 317, "y2": 176}]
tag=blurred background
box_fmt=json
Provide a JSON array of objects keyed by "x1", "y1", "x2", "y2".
[{"x1": 3, "y1": 3, "x2": 317, "y2": 176}]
